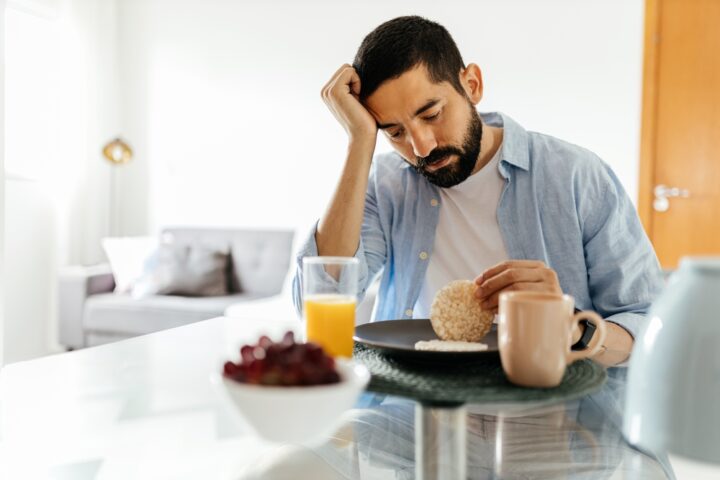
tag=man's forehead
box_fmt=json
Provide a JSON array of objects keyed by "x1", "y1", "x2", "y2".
[
  {"x1": 365, "y1": 67, "x2": 451, "y2": 124},
  {"x1": 370, "y1": 98, "x2": 442, "y2": 129}
]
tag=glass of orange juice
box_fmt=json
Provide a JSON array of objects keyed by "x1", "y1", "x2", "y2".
[{"x1": 302, "y1": 257, "x2": 359, "y2": 358}]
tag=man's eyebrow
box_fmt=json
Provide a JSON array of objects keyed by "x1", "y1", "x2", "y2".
[
  {"x1": 414, "y1": 98, "x2": 440, "y2": 117},
  {"x1": 376, "y1": 98, "x2": 441, "y2": 130}
]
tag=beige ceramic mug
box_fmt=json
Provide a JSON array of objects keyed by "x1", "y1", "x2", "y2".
[{"x1": 498, "y1": 291, "x2": 607, "y2": 388}]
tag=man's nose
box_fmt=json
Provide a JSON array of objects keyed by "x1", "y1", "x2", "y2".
[{"x1": 409, "y1": 127, "x2": 437, "y2": 159}]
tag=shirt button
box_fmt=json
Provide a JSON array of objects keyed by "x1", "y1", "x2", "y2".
[
  {"x1": 430, "y1": 199, "x2": 438, "y2": 207},
  {"x1": 419, "y1": 251, "x2": 428, "y2": 260},
  {"x1": 405, "y1": 309, "x2": 413, "y2": 317}
]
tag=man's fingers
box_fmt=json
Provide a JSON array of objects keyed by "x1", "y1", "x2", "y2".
[
  {"x1": 479, "y1": 282, "x2": 547, "y2": 310},
  {"x1": 323, "y1": 68, "x2": 348, "y2": 100},
  {"x1": 321, "y1": 64, "x2": 353, "y2": 99},
  {"x1": 347, "y1": 70, "x2": 362, "y2": 97},
  {"x1": 476, "y1": 267, "x2": 545, "y2": 299},
  {"x1": 475, "y1": 260, "x2": 546, "y2": 285},
  {"x1": 328, "y1": 67, "x2": 358, "y2": 99},
  {"x1": 328, "y1": 63, "x2": 352, "y2": 85},
  {"x1": 474, "y1": 262, "x2": 563, "y2": 312},
  {"x1": 322, "y1": 67, "x2": 358, "y2": 121}
]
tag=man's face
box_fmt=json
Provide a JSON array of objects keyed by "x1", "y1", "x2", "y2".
[{"x1": 364, "y1": 64, "x2": 483, "y2": 188}]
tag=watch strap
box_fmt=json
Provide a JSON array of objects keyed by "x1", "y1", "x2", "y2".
[{"x1": 571, "y1": 318, "x2": 597, "y2": 351}]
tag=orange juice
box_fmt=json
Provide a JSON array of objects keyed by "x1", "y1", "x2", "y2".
[{"x1": 304, "y1": 294, "x2": 356, "y2": 358}]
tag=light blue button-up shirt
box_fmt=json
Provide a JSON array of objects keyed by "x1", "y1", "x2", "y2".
[{"x1": 293, "y1": 112, "x2": 664, "y2": 338}]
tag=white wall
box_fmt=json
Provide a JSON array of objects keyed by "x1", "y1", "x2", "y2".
[
  {"x1": 4, "y1": 1, "x2": 64, "y2": 363},
  {"x1": 115, "y1": 0, "x2": 645, "y2": 235},
  {"x1": 3, "y1": 0, "x2": 118, "y2": 363},
  {"x1": 0, "y1": 0, "x2": 6, "y2": 366}
]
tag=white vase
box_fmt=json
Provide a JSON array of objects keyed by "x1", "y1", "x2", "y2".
[{"x1": 623, "y1": 257, "x2": 720, "y2": 463}]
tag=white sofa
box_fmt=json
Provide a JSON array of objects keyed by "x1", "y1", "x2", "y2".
[{"x1": 58, "y1": 228, "x2": 295, "y2": 348}]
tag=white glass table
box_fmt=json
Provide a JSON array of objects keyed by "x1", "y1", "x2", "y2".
[{"x1": 0, "y1": 316, "x2": 686, "y2": 479}]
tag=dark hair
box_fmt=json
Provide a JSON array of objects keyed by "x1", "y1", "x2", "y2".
[{"x1": 353, "y1": 16, "x2": 466, "y2": 102}]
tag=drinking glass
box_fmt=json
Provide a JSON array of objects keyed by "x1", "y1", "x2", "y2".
[{"x1": 302, "y1": 257, "x2": 359, "y2": 358}]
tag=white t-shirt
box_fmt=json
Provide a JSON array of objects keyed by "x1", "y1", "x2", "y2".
[{"x1": 414, "y1": 145, "x2": 509, "y2": 318}]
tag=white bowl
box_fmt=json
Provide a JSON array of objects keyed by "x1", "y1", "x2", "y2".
[{"x1": 212, "y1": 358, "x2": 370, "y2": 444}]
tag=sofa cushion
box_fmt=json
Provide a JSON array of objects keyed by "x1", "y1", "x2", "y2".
[
  {"x1": 83, "y1": 293, "x2": 263, "y2": 336},
  {"x1": 132, "y1": 243, "x2": 230, "y2": 298},
  {"x1": 162, "y1": 228, "x2": 294, "y2": 296}
]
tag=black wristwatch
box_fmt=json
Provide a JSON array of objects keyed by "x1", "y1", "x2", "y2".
[{"x1": 571, "y1": 318, "x2": 597, "y2": 351}]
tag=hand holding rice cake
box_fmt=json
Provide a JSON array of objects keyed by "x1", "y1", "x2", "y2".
[{"x1": 428, "y1": 279, "x2": 494, "y2": 342}]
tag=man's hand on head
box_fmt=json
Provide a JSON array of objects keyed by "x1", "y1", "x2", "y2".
[
  {"x1": 474, "y1": 260, "x2": 562, "y2": 314},
  {"x1": 321, "y1": 64, "x2": 378, "y2": 144}
]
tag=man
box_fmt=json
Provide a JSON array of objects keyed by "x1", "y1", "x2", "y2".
[{"x1": 292, "y1": 16, "x2": 663, "y2": 366}]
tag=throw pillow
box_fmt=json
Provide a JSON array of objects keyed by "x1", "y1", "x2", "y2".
[
  {"x1": 102, "y1": 236, "x2": 159, "y2": 294},
  {"x1": 131, "y1": 243, "x2": 230, "y2": 298}
]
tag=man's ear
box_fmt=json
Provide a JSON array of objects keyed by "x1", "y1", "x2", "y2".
[{"x1": 460, "y1": 63, "x2": 483, "y2": 104}]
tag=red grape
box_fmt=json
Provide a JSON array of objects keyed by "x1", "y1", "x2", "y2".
[{"x1": 223, "y1": 331, "x2": 342, "y2": 386}]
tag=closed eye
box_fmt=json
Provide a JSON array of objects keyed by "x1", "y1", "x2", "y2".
[
  {"x1": 423, "y1": 111, "x2": 441, "y2": 122},
  {"x1": 388, "y1": 128, "x2": 404, "y2": 139}
]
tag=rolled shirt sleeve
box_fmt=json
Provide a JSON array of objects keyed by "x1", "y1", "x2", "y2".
[{"x1": 579, "y1": 159, "x2": 664, "y2": 339}]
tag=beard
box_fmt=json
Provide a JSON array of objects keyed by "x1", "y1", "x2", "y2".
[{"x1": 412, "y1": 105, "x2": 483, "y2": 188}]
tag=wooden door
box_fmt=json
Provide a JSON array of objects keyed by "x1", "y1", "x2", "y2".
[{"x1": 638, "y1": 0, "x2": 720, "y2": 269}]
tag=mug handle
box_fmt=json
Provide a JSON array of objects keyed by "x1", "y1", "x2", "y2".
[{"x1": 565, "y1": 311, "x2": 607, "y2": 364}]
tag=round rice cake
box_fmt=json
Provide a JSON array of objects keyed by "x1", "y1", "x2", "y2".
[{"x1": 430, "y1": 279, "x2": 494, "y2": 342}]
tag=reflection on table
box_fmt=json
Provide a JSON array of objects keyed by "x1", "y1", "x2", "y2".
[
  {"x1": 280, "y1": 367, "x2": 672, "y2": 480},
  {"x1": 0, "y1": 317, "x2": 674, "y2": 479}
]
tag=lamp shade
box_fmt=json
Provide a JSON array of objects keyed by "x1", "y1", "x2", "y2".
[
  {"x1": 623, "y1": 257, "x2": 720, "y2": 463},
  {"x1": 102, "y1": 138, "x2": 132, "y2": 165}
]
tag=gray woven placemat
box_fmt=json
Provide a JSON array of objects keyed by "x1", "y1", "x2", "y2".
[{"x1": 353, "y1": 343, "x2": 607, "y2": 405}]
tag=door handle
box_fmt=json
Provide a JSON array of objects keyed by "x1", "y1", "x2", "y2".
[{"x1": 653, "y1": 184, "x2": 690, "y2": 212}]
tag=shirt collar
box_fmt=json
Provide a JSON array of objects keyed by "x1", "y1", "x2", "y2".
[{"x1": 480, "y1": 111, "x2": 530, "y2": 176}]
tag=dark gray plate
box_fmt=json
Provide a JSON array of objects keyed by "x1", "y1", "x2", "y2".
[{"x1": 353, "y1": 319, "x2": 498, "y2": 362}]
